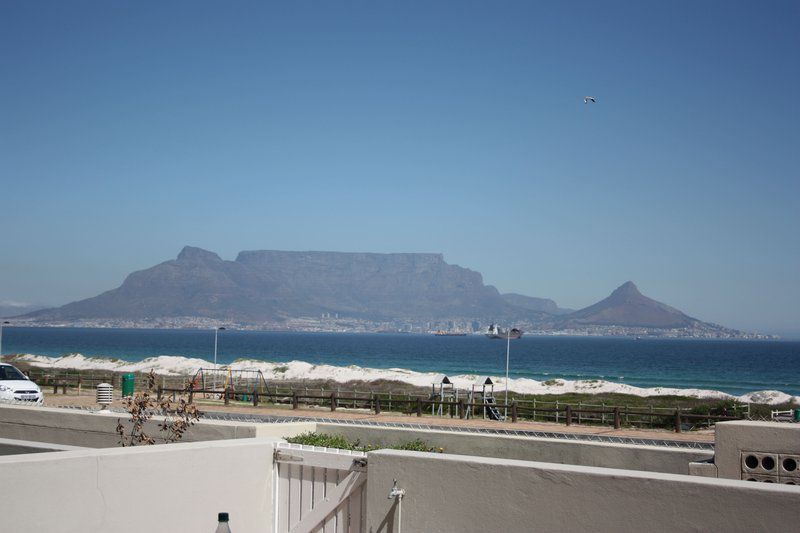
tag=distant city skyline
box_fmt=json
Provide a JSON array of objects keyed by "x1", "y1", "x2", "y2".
[{"x1": 1, "y1": 1, "x2": 798, "y2": 337}]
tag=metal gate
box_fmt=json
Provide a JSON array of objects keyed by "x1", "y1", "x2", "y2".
[{"x1": 274, "y1": 443, "x2": 368, "y2": 533}]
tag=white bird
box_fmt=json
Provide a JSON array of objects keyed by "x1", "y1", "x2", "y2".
[{"x1": 584, "y1": 96, "x2": 596, "y2": 104}]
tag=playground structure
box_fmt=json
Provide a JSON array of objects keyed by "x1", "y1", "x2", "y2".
[
  {"x1": 467, "y1": 376, "x2": 505, "y2": 421},
  {"x1": 430, "y1": 375, "x2": 506, "y2": 421},
  {"x1": 430, "y1": 375, "x2": 460, "y2": 416},
  {"x1": 191, "y1": 368, "x2": 269, "y2": 397}
]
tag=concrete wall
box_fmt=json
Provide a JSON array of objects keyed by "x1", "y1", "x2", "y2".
[
  {"x1": 0, "y1": 404, "x2": 315, "y2": 448},
  {"x1": 0, "y1": 438, "x2": 279, "y2": 533},
  {"x1": 318, "y1": 423, "x2": 711, "y2": 474},
  {"x1": 0, "y1": 403, "x2": 708, "y2": 475},
  {"x1": 0, "y1": 436, "x2": 84, "y2": 455},
  {"x1": 714, "y1": 421, "x2": 800, "y2": 480},
  {"x1": 365, "y1": 449, "x2": 800, "y2": 533}
]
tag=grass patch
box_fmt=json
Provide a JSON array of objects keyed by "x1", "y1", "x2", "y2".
[{"x1": 285, "y1": 432, "x2": 443, "y2": 453}]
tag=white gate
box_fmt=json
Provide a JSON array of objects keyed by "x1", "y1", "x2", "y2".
[{"x1": 274, "y1": 443, "x2": 368, "y2": 533}]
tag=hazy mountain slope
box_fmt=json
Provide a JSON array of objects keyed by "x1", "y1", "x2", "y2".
[
  {"x1": 501, "y1": 293, "x2": 572, "y2": 315},
  {"x1": 25, "y1": 247, "x2": 542, "y2": 322},
  {"x1": 556, "y1": 281, "x2": 698, "y2": 328}
]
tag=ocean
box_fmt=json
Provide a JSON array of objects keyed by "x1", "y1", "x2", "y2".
[{"x1": 2, "y1": 326, "x2": 799, "y2": 399}]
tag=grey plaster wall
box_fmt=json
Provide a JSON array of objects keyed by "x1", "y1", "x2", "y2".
[
  {"x1": 0, "y1": 405, "x2": 258, "y2": 447},
  {"x1": 0, "y1": 404, "x2": 315, "y2": 448},
  {"x1": 0, "y1": 436, "x2": 84, "y2": 455},
  {"x1": 0, "y1": 438, "x2": 278, "y2": 533},
  {"x1": 366, "y1": 449, "x2": 800, "y2": 533},
  {"x1": 318, "y1": 423, "x2": 711, "y2": 474},
  {"x1": 714, "y1": 421, "x2": 800, "y2": 480}
]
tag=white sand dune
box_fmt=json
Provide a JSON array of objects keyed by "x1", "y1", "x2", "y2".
[{"x1": 11, "y1": 353, "x2": 796, "y2": 405}]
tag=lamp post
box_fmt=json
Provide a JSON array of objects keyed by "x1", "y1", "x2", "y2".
[
  {"x1": 213, "y1": 326, "x2": 226, "y2": 390},
  {"x1": 0, "y1": 321, "x2": 9, "y2": 357},
  {"x1": 504, "y1": 329, "x2": 511, "y2": 418}
]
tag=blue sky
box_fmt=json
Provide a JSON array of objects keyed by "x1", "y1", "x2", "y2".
[{"x1": 1, "y1": 1, "x2": 798, "y2": 335}]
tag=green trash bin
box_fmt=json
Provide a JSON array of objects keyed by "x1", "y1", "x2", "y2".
[
  {"x1": 121, "y1": 373, "x2": 135, "y2": 397},
  {"x1": 794, "y1": 409, "x2": 800, "y2": 422}
]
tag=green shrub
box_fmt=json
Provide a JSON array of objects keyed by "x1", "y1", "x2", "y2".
[
  {"x1": 392, "y1": 438, "x2": 442, "y2": 453},
  {"x1": 284, "y1": 432, "x2": 442, "y2": 453},
  {"x1": 285, "y1": 432, "x2": 356, "y2": 450},
  {"x1": 689, "y1": 399, "x2": 740, "y2": 416}
]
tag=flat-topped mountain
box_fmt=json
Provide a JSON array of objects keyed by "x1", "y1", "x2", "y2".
[
  {"x1": 556, "y1": 281, "x2": 699, "y2": 329},
  {"x1": 500, "y1": 293, "x2": 572, "y2": 315},
  {"x1": 25, "y1": 247, "x2": 543, "y2": 323}
]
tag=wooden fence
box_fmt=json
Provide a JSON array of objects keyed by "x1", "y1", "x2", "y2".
[
  {"x1": 158, "y1": 385, "x2": 742, "y2": 433},
  {"x1": 25, "y1": 368, "x2": 746, "y2": 432}
]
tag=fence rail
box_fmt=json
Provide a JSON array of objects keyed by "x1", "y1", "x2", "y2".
[
  {"x1": 24, "y1": 368, "x2": 747, "y2": 433},
  {"x1": 155, "y1": 385, "x2": 742, "y2": 433}
]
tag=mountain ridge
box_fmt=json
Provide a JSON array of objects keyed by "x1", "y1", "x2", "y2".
[
  {"x1": 18, "y1": 247, "x2": 752, "y2": 337},
  {"x1": 24, "y1": 247, "x2": 545, "y2": 323},
  {"x1": 555, "y1": 281, "x2": 699, "y2": 329}
]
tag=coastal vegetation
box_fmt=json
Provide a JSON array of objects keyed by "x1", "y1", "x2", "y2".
[
  {"x1": 10, "y1": 361, "x2": 793, "y2": 428},
  {"x1": 286, "y1": 431, "x2": 442, "y2": 453}
]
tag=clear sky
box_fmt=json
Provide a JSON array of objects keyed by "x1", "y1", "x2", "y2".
[{"x1": 1, "y1": 1, "x2": 798, "y2": 336}]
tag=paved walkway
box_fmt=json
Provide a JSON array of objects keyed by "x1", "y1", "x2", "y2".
[{"x1": 43, "y1": 392, "x2": 715, "y2": 445}]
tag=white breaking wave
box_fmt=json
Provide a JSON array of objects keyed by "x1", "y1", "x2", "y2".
[{"x1": 11, "y1": 353, "x2": 797, "y2": 405}]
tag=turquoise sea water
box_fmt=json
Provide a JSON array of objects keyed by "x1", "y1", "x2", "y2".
[{"x1": 2, "y1": 327, "x2": 799, "y2": 396}]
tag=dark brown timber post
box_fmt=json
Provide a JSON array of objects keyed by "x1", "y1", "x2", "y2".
[
  {"x1": 674, "y1": 409, "x2": 682, "y2": 433},
  {"x1": 459, "y1": 399, "x2": 466, "y2": 419},
  {"x1": 330, "y1": 392, "x2": 337, "y2": 412},
  {"x1": 511, "y1": 402, "x2": 518, "y2": 423},
  {"x1": 252, "y1": 390, "x2": 259, "y2": 407},
  {"x1": 224, "y1": 387, "x2": 231, "y2": 406},
  {"x1": 613, "y1": 407, "x2": 621, "y2": 429},
  {"x1": 292, "y1": 391, "x2": 299, "y2": 410},
  {"x1": 374, "y1": 396, "x2": 381, "y2": 415},
  {"x1": 416, "y1": 398, "x2": 423, "y2": 417},
  {"x1": 565, "y1": 405, "x2": 572, "y2": 426}
]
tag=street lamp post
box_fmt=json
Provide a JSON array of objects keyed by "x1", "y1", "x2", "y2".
[
  {"x1": 504, "y1": 329, "x2": 511, "y2": 418},
  {"x1": 213, "y1": 326, "x2": 226, "y2": 390},
  {"x1": 0, "y1": 321, "x2": 9, "y2": 357}
]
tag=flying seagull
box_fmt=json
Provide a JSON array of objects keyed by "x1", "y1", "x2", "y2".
[{"x1": 584, "y1": 96, "x2": 596, "y2": 104}]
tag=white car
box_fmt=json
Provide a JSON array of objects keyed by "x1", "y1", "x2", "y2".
[{"x1": 0, "y1": 363, "x2": 43, "y2": 404}]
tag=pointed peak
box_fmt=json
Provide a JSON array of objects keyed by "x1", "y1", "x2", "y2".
[
  {"x1": 611, "y1": 281, "x2": 641, "y2": 297},
  {"x1": 177, "y1": 246, "x2": 222, "y2": 262}
]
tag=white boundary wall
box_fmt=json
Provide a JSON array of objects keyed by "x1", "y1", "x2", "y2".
[
  {"x1": 0, "y1": 438, "x2": 279, "y2": 533},
  {"x1": 366, "y1": 449, "x2": 800, "y2": 533}
]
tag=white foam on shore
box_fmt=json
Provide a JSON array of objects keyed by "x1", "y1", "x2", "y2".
[{"x1": 10, "y1": 353, "x2": 797, "y2": 405}]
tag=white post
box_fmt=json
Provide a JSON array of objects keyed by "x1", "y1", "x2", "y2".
[
  {"x1": 504, "y1": 329, "x2": 510, "y2": 418},
  {"x1": 213, "y1": 327, "x2": 219, "y2": 370},
  {"x1": 212, "y1": 326, "x2": 226, "y2": 391}
]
